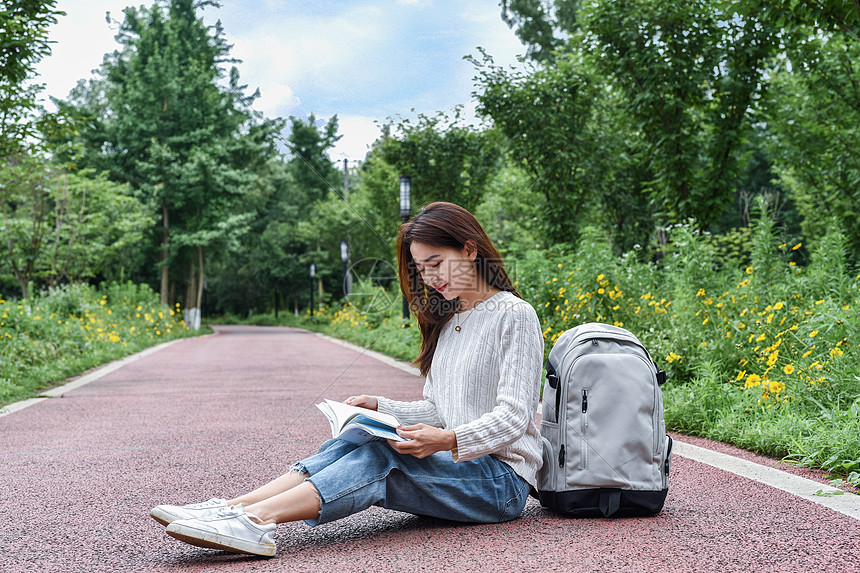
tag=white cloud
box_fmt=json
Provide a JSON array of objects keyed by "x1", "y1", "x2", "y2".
[
  {"x1": 327, "y1": 115, "x2": 385, "y2": 162},
  {"x1": 252, "y1": 83, "x2": 301, "y2": 116},
  {"x1": 223, "y1": 4, "x2": 391, "y2": 98},
  {"x1": 34, "y1": 0, "x2": 130, "y2": 102}
]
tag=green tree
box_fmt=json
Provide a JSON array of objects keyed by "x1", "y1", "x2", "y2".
[
  {"x1": 579, "y1": 0, "x2": 776, "y2": 227},
  {"x1": 285, "y1": 113, "x2": 342, "y2": 205},
  {"x1": 376, "y1": 109, "x2": 503, "y2": 214},
  {"x1": 1, "y1": 167, "x2": 151, "y2": 297},
  {"x1": 486, "y1": 0, "x2": 779, "y2": 245},
  {"x1": 0, "y1": 0, "x2": 64, "y2": 160},
  {"x1": 499, "y1": 0, "x2": 579, "y2": 62},
  {"x1": 205, "y1": 115, "x2": 351, "y2": 317},
  {"x1": 474, "y1": 53, "x2": 617, "y2": 246},
  {"x1": 764, "y1": 7, "x2": 860, "y2": 263},
  {"x1": 60, "y1": 0, "x2": 279, "y2": 316}
]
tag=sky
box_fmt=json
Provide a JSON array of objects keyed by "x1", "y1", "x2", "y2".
[{"x1": 34, "y1": 0, "x2": 529, "y2": 161}]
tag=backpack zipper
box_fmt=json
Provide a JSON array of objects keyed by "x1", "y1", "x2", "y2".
[{"x1": 581, "y1": 388, "x2": 588, "y2": 469}]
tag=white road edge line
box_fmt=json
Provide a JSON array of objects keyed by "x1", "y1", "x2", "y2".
[
  {"x1": 316, "y1": 332, "x2": 860, "y2": 521},
  {"x1": 672, "y1": 441, "x2": 859, "y2": 520},
  {"x1": 313, "y1": 332, "x2": 422, "y2": 377},
  {"x1": 0, "y1": 338, "x2": 186, "y2": 420}
]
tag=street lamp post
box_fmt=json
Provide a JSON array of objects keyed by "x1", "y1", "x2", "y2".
[
  {"x1": 341, "y1": 240, "x2": 349, "y2": 297},
  {"x1": 309, "y1": 263, "x2": 315, "y2": 317},
  {"x1": 399, "y1": 175, "x2": 411, "y2": 319}
]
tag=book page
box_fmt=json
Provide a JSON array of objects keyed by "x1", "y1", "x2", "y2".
[{"x1": 321, "y1": 399, "x2": 401, "y2": 432}]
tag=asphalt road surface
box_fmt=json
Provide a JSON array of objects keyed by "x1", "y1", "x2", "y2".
[{"x1": 2, "y1": 325, "x2": 858, "y2": 572}]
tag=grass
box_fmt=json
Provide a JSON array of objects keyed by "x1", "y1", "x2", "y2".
[{"x1": 0, "y1": 281, "x2": 206, "y2": 407}]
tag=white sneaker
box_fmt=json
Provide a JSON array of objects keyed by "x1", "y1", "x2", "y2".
[
  {"x1": 165, "y1": 504, "x2": 277, "y2": 557},
  {"x1": 150, "y1": 498, "x2": 228, "y2": 526}
]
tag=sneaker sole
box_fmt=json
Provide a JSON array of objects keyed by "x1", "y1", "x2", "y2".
[
  {"x1": 165, "y1": 522, "x2": 276, "y2": 557},
  {"x1": 150, "y1": 508, "x2": 175, "y2": 527}
]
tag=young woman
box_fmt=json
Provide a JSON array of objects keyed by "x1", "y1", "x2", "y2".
[{"x1": 151, "y1": 202, "x2": 544, "y2": 557}]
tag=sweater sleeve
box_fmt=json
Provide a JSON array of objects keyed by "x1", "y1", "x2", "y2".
[
  {"x1": 449, "y1": 301, "x2": 544, "y2": 462},
  {"x1": 375, "y1": 371, "x2": 445, "y2": 427}
]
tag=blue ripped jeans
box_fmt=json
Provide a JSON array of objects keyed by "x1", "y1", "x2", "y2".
[{"x1": 292, "y1": 439, "x2": 529, "y2": 527}]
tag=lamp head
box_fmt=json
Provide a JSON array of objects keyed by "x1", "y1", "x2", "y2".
[{"x1": 399, "y1": 175, "x2": 411, "y2": 218}]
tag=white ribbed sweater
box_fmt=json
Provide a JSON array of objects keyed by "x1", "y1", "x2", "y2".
[{"x1": 377, "y1": 291, "x2": 545, "y2": 486}]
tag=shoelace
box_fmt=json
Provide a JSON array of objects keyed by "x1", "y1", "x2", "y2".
[
  {"x1": 208, "y1": 504, "x2": 244, "y2": 519},
  {"x1": 188, "y1": 498, "x2": 223, "y2": 510},
  {"x1": 208, "y1": 503, "x2": 267, "y2": 527}
]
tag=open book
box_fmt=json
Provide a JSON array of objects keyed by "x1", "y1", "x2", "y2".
[{"x1": 316, "y1": 399, "x2": 406, "y2": 445}]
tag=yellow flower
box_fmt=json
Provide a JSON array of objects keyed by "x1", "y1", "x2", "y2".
[
  {"x1": 702, "y1": 317, "x2": 709, "y2": 325},
  {"x1": 696, "y1": 288, "x2": 706, "y2": 297},
  {"x1": 792, "y1": 242, "x2": 802, "y2": 250},
  {"x1": 736, "y1": 370, "x2": 746, "y2": 380},
  {"x1": 744, "y1": 373, "x2": 762, "y2": 388},
  {"x1": 756, "y1": 333, "x2": 766, "y2": 342},
  {"x1": 597, "y1": 274, "x2": 604, "y2": 281},
  {"x1": 809, "y1": 330, "x2": 819, "y2": 337},
  {"x1": 767, "y1": 350, "x2": 779, "y2": 366},
  {"x1": 783, "y1": 364, "x2": 795, "y2": 375},
  {"x1": 773, "y1": 302, "x2": 784, "y2": 310},
  {"x1": 767, "y1": 381, "x2": 785, "y2": 394}
]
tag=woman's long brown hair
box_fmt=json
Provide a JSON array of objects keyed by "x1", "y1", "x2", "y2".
[{"x1": 396, "y1": 202, "x2": 520, "y2": 376}]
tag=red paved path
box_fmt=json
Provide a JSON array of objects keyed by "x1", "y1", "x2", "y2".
[{"x1": 1, "y1": 325, "x2": 858, "y2": 572}]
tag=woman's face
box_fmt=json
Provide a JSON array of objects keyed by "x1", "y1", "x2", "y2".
[{"x1": 410, "y1": 241, "x2": 476, "y2": 301}]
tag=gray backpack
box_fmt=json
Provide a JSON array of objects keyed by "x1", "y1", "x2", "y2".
[{"x1": 536, "y1": 323, "x2": 672, "y2": 517}]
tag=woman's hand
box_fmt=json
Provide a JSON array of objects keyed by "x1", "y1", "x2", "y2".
[
  {"x1": 388, "y1": 424, "x2": 457, "y2": 459},
  {"x1": 344, "y1": 395, "x2": 378, "y2": 411}
]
